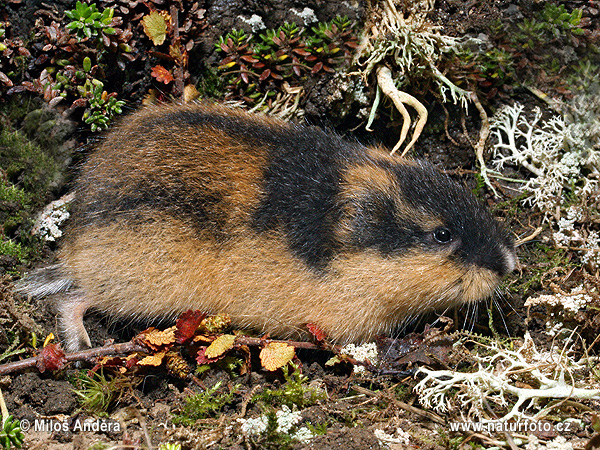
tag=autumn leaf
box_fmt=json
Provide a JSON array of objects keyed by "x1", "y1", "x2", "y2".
[
  {"x1": 175, "y1": 310, "x2": 207, "y2": 343},
  {"x1": 205, "y1": 334, "x2": 236, "y2": 359},
  {"x1": 136, "y1": 326, "x2": 176, "y2": 350},
  {"x1": 151, "y1": 65, "x2": 174, "y2": 84},
  {"x1": 306, "y1": 323, "x2": 327, "y2": 342},
  {"x1": 196, "y1": 346, "x2": 226, "y2": 365},
  {"x1": 36, "y1": 343, "x2": 67, "y2": 373},
  {"x1": 260, "y1": 342, "x2": 295, "y2": 371},
  {"x1": 142, "y1": 10, "x2": 171, "y2": 46},
  {"x1": 138, "y1": 351, "x2": 167, "y2": 367}
]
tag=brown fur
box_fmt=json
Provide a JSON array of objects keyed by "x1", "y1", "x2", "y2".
[{"x1": 32, "y1": 103, "x2": 516, "y2": 351}]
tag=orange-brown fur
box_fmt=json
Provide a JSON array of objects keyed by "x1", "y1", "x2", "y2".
[{"x1": 27, "y1": 103, "x2": 516, "y2": 351}]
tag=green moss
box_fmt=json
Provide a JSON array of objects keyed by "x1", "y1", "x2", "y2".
[
  {"x1": 172, "y1": 381, "x2": 239, "y2": 426},
  {"x1": 0, "y1": 128, "x2": 59, "y2": 203},
  {"x1": 252, "y1": 363, "x2": 326, "y2": 410}
]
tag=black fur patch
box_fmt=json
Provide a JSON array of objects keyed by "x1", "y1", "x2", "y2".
[{"x1": 251, "y1": 126, "x2": 361, "y2": 270}]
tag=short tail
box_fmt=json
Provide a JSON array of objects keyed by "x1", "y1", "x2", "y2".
[{"x1": 14, "y1": 264, "x2": 74, "y2": 298}]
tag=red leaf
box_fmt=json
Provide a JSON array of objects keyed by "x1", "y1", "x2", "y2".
[
  {"x1": 195, "y1": 346, "x2": 225, "y2": 365},
  {"x1": 259, "y1": 69, "x2": 271, "y2": 81},
  {"x1": 240, "y1": 55, "x2": 258, "y2": 63},
  {"x1": 151, "y1": 65, "x2": 174, "y2": 84},
  {"x1": 307, "y1": 323, "x2": 327, "y2": 342},
  {"x1": 311, "y1": 62, "x2": 323, "y2": 74},
  {"x1": 36, "y1": 344, "x2": 67, "y2": 373},
  {"x1": 175, "y1": 310, "x2": 207, "y2": 344}
]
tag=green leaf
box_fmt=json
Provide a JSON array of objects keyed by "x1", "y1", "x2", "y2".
[
  {"x1": 103, "y1": 27, "x2": 115, "y2": 35},
  {"x1": 83, "y1": 56, "x2": 92, "y2": 73}
]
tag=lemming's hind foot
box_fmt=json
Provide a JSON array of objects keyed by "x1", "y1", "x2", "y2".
[{"x1": 59, "y1": 294, "x2": 92, "y2": 353}]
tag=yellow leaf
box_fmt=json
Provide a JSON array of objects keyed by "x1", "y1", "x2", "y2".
[
  {"x1": 142, "y1": 11, "x2": 171, "y2": 46},
  {"x1": 43, "y1": 333, "x2": 55, "y2": 347},
  {"x1": 183, "y1": 84, "x2": 200, "y2": 103},
  {"x1": 260, "y1": 342, "x2": 295, "y2": 371},
  {"x1": 138, "y1": 351, "x2": 167, "y2": 366},
  {"x1": 205, "y1": 334, "x2": 236, "y2": 359},
  {"x1": 140, "y1": 326, "x2": 176, "y2": 349}
]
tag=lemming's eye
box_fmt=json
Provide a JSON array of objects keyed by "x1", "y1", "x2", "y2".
[{"x1": 433, "y1": 227, "x2": 452, "y2": 244}]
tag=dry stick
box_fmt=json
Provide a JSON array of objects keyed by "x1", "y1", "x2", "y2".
[
  {"x1": 515, "y1": 226, "x2": 544, "y2": 247},
  {"x1": 376, "y1": 66, "x2": 428, "y2": 157},
  {"x1": 170, "y1": 4, "x2": 185, "y2": 97},
  {"x1": 469, "y1": 91, "x2": 497, "y2": 197},
  {"x1": 0, "y1": 342, "x2": 147, "y2": 375}
]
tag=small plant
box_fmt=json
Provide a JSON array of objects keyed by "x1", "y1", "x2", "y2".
[
  {"x1": 82, "y1": 81, "x2": 125, "y2": 132},
  {"x1": 215, "y1": 16, "x2": 357, "y2": 106},
  {"x1": 172, "y1": 381, "x2": 239, "y2": 426},
  {"x1": 65, "y1": 1, "x2": 116, "y2": 41},
  {"x1": 0, "y1": 415, "x2": 24, "y2": 450},
  {"x1": 253, "y1": 363, "x2": 325, "y2": 410},
  {"x1": 158, "y1": 444, "x2": 181, "y2": 450},
  {"x1": 73, "y1": 371, "x2": 131, "y2": 416}
]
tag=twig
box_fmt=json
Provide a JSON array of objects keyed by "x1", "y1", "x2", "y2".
[
  {"x1": 515, "y1": 227, "x2": 543, "y2": 247},
  {"x1": 0, "y1": 341, "x2": 148, "y2": 375}
]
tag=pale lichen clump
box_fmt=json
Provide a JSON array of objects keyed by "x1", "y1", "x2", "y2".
[
  {"x1": 489, "y1": 95, "x2": 600, "y2": 266},
  {"x1": 414, "y1": 332, "x2": 600, "y2": 423},
  {"x1": 237, "y1": 405, "x2": 314, "y2": 443},
  {"x1": 32, "y1": 193, "x2": 75, "y2": 242},
  {"x1": 340, "y1": 342, "x2": 379, "y2": 374},
  {"x1": 490, "y1": 103, "x2": 599, "y2": 214},
  {"x1": 374, "y1": 427, "x2": 411, "y2": 447},
  {"x1": 525, "y1": 286, "x2": 593, "y2": 337},
  {"x1": 354, "y1": 0, "x2": 476, "y2": 155}
]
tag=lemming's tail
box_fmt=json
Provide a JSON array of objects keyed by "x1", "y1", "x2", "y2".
[{"x1": 14, "y1": 264, "x2": 73, "y2": 298}]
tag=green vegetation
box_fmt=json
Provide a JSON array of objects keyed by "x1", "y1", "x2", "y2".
[
  {"x1": 65, "y1": 1, "x2": 116, "y2": 41},
  {"x1": 252, "y1": 363, "x2": 326, "y2": 410},
  {"x1": 72, "y1": 371, "x2": 132, "y2": 416},
  {"x1": 172, "y1": 381, "x2": 239, "y2": 426},
  {"x1": 215, "y1": 16, "x2": 357, "y2": 106},
  {"x1": 0, "y1": 415, "x2": 24, "y2": 449}
]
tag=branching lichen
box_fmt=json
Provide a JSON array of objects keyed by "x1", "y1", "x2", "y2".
[{"x1": 414, "y1": 332, "x2": 600, "y2": 422}]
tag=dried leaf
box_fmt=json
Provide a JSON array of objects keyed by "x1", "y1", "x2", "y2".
[
  {"x1": 137, "y1": 326, "x2": 176, "y2": 350},
  {"x1": 36, "y1": 343, "x2": 66, "y2": 373},
  {"x1": 306, "y1": 323, "x2": 327, "y2": 342},
  {"x1": 205, "y1": 334, "x2": 236, "y2": 359},
  {"x1": 175, "y1": 310, "x2": 207, "y2": 343},
  {"x1": 138, "y1": 351, "x2": 167, "y2": 366},
  {"x1": 183, "y1": 84, "x2": 200, "y2": 103},
  {"x1": 260, "y1": 342, "x2": 295, "y2": 371},
  {"x1": 142, "y1": 10, "x2": 170, "y2": 46},
  {"x1": 151, "y1": 65, "x2": 174, "y2": 84}
]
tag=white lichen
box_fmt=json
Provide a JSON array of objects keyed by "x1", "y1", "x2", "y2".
[
  {"x1": 341, "y1": 342, "x2": 378, "y2": 374},
  {"x1": 526, "y1": 435, "x2": 574, "y2": 450},
  {"x1": 290, "y1": 7, "x2": 318, "y2": 25},
  {"x1": 374, "y1": 427, "x2": 411, "y2": 447},
  {"x1": 490, "y1": 98, "x2": 600, "y2": 217},
  {"x1": 525, "y1": 286, "x2": 592, "y2": 337},
  {"x1": 414, "y1": 332, "x2": 600, "y2": 422},
  {"x1": 32, "y1": 193, "x2": 75, "y2": 242},
  {"x1": 237, "y1": 405, "x2": 314, "y2": 442},
  {"x1": 237, "y1": 14, "x2": 266, "y2": 32}
]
